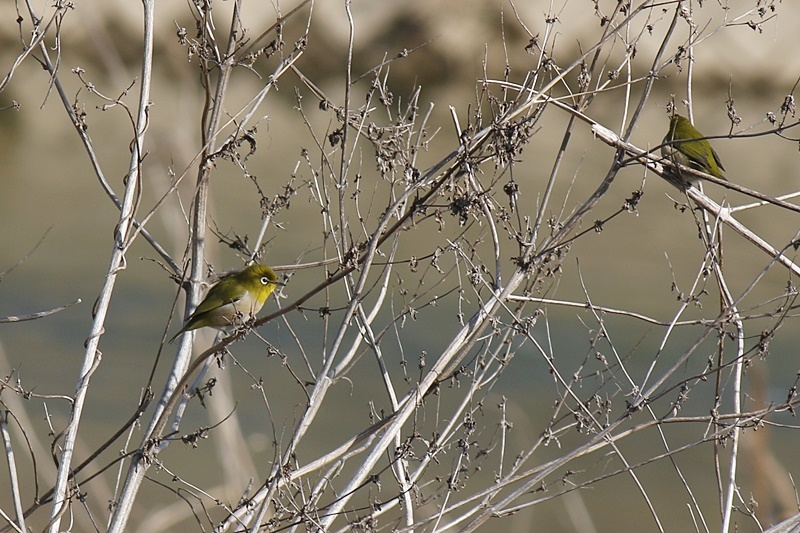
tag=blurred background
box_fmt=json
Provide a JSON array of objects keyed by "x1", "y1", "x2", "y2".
[{"x1": 1, "y1": 1, "x2": 800, "y2": 531}]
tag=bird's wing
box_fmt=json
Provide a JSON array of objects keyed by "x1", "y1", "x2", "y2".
[
  {"x1": 679, "y1": 141, "x2": 705, "y2": 165},
  {"x1": 679, "y1": 140, "x2": 717, "y2": 172},
  {"x1": 710, "y1": 146, "x2": 725, "y2": 171},
  {"x1": 192, "y1": 277, "x2": 248, "y2": 315}
]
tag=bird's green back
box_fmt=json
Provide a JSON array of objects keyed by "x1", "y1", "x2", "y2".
[{"x1": 664, "y1": 115, "x2": 726, "y2": 180}]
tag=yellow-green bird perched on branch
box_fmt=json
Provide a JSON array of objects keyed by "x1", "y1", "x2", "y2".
[
  {"x1": 170, "y1": 263, "x2": 283, "y2": 343},
  {"x1": 661, "y1": 114, "x2": 726, "y2": 184}
]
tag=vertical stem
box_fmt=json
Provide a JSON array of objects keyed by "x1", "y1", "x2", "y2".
[
  {"x1": 107, "y1": 2, "x2": 242, "y2": 531},
  {"x1": 47, "y1": 0, "x2": 155, "y2": 530},
  {"x1": 1, "y1": 412, "x2": 26, "y2": 533}
]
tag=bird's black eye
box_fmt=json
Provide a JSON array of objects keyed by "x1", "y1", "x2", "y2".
[{"x1": 261, "y1": 276, "x2": 270, "y2": 285}]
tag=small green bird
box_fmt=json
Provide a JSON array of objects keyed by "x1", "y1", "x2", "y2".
[
  {"x1": 170, "y1": 263, "x2": 282, "y2": 343},
  {"x1": 661, "y1": 114, "x2": 726, "y2": 183}
]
